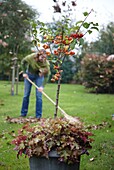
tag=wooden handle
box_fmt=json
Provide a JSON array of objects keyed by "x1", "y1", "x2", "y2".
[{"x1": 26, "y1": 77, "x2": 67, "y2": 115}]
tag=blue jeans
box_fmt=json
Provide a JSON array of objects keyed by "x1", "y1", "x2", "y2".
[{"x1": 21, "y1": 72, "x2": 44, "y2": 118}]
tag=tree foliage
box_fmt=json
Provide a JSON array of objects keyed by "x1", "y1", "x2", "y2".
[
  {"x1": 61, "y1": 57, "x2": 74, "y2": 83},
  {"x1": 87, "y1": 22, "x2": 114, "y2": 55},
  {"x1": 0, "y1": 0, "x2": 38, "y2": 55},
  {"x1": 0, "y1": 0, "x2": 39, "y2": 79}
]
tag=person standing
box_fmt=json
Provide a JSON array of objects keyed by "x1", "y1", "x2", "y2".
[{"x1": 20, "y1": 49, "x2": 50, "y2": 119}]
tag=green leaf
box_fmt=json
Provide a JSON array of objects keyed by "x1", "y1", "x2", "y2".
[
  {"x1": 74, "y1": 26, "x2": 80, "y2": 31},
  {"x1": 93, "y1": 23, "x2": 99, "y2": 26},
  {"x1": 70, "y1": 41, "x2": 77, "y2": 50},
  {"x1": 88, "y1": 30, "x2": 92, "y2": 34},
  {"x1": 36, "y1": 38, "x2": 40, "y2": 42},
  {"x1": 76, "y1": 20, "x2": 83, "y2": 25},
  {"x1": 32, "y1": 22, "x2": 37, "y2": 29},
  {"x1": 90, "y1": 27, "x2": 99, "y2": 31},
  {"x1": 51, "y1": 60, "x2": 57, "y2": 63},
  {"x1": 83, "y1": 22, "x2": 90, "y2": 29},
  {"x1": 79, "y1": 38, "x2": 84, "y2": 45},
  {"x1": 32, "y1": 29, "x2": 37, "y2": 35},
  {"x1": 32, "y1": 40, "x2": 37, "y2": 45},
  {"x1": 83, "y1": 12, "x2": 89, "y2": 16}
]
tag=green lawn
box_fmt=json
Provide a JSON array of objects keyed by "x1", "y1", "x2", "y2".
[{"x1": 0, "y1": 80, "x2": 114, "y2": 170}]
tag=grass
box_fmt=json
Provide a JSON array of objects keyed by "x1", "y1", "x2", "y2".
[{"x1": 0, "y1": 80, "x2": 114, "y2": 170}]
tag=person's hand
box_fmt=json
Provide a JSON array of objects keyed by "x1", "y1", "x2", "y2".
[
  {"x1": 39, "y1": 69, "x2": 44, "y2": 77},
  {"x1": 23, "y1": 73, "x2": 28, "y2": 78},
  {"x1": 39, "y1": 72, "x2": 43, "y2": 77},
  {"x1": 38, "y1": 86, "x2": 44, "y2": 92},
  {"x1": 39, "y1": 68, "x2": 48, "y2": 77}
]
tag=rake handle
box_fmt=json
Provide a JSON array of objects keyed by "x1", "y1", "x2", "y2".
[{"x1": 26, "y1": 77, "x2": 68, "y2": 117}]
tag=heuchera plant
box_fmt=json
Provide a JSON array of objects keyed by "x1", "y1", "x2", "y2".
[{"x1": 12, "y1": 118, "x2": 94, "y2": 164}]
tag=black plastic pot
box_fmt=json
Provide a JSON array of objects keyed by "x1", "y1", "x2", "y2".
[{"x1": 29, "y1": 150, "x2": 80, "y2": 170}]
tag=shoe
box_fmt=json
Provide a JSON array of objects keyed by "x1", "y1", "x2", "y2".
[
  {"x1": 36, "y1": 117, "x2": 41, "y2": 121},
  {"x1": 19, "y1": 115, "x2": 26, "y2": 118}
]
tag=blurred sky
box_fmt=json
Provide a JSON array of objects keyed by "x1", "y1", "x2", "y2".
[{"x1": 22, "y1": 0, "x2": 114, "y2": 41}]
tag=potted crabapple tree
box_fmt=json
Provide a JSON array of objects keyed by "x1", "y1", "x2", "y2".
[{"x1": 12, "y1": 2, "x2": 99, "y2": 170}]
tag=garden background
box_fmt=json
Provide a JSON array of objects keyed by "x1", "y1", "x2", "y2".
[{"x1": 0, "y1": 0, "x2": 114, "y2": 170}]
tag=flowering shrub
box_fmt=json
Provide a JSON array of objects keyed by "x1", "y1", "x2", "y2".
[
  {"x1": 12, "y1": 118, "x2": 94, "y2": 164},
  {"x1": 81, "y1": 54, "x2": 114, "y2": 93}
]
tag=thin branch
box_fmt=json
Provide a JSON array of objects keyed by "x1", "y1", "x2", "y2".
[{"x1": 76, "y1": 9, "x2": 94, "y2": 34}]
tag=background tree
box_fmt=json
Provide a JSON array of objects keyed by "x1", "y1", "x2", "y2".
[
  {"x1": 86, "y1": 22, "x2": 114, "y2": 55},
  {"x1": 73, "y1": 41, "x2": 89, "y2": 82},
  {"x1": 61, "y1": 57, "x2": 75, "y2": 83},
  {"x1": 0, "y1": 0, "x2": 39, "y2": 79}
]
